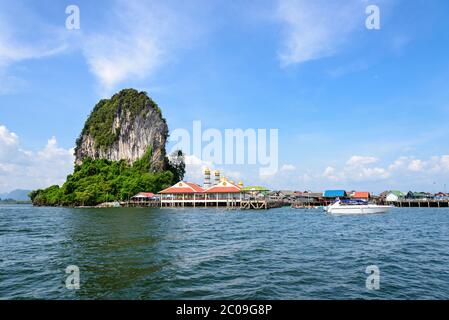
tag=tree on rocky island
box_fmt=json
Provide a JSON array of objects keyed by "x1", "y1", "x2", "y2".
[{"x1": 167, "y1": 150, "x2": 186, "y2": 183}]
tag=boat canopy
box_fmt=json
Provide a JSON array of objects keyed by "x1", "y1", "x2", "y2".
[{"x1": 341, "y1": 199, "x2": 368, "y2": 205}]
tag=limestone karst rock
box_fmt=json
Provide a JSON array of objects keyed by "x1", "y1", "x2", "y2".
[{"x1": 74, "y1": 89, "x2": 168, "y2": 172}]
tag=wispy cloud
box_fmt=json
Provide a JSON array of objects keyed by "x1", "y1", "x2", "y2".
[
  {"x1": 82, "y1": 0, "x2": 197, "y2": 95},
  {"x1": 0, "y1": 73, "x2": 27, "y2": 95},
  {"x1": 281, "y1": 164, "x2": 296, "y2": 172},
  {"x1": 0, "y1": 0, "x2": 200, "y2": 96},
  {"x1": 276, "y1": 0, "x2": 365, "y2": 65},
  {"x1": 346, "y1": 155, "x2": 378, "y2": 166},
  {"x1": 328, "y1": 60, "x2": 370, "y2": 78},
  {"x1": 0, "y1": 3, "x2": 69, "y2": 94},
  {"x1": 0, "y1": 32, "x2": 67, "y2": 68}
]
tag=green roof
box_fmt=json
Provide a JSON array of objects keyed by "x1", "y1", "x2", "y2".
[
  {"x1": 242, "y1": 186, "x2": 269, "y2": 191},
  {"x1": 412, "y1": 192, "x2": 430, "y2": 197},
  {"x1": 390, "y1": 190, "x2": 405, "y2": 196}
]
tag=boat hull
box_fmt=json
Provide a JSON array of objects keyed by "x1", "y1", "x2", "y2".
[{"x1": 327, "y1": 205, "x2": 391, "y2": 215}]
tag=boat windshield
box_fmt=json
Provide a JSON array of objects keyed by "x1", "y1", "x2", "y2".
[{"x1": 340, "y1": 199, "x2": 368, "y2": 205}]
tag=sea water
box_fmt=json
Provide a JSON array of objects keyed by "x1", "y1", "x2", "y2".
[{"x1": 1, "y1": 205, "x2": 448, "y2": 299}]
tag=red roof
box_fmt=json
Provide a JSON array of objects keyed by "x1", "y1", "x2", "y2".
[
  {"x1": 353, "y1": 192, "x2": 370, "y2": 199},
  {"x1": 185, "y1": 182, "x2": 205, "y2": 192},
  {"x1": 159, "y1": 180, "x2": 244, "y2": 194},
  {"x1": 205, "y1": 187, "x2": 241, "y2": 193},
  {"x1": 205, "y1": 181, "x2": 241, "y2": 193},
  {"x1": 133, "y1": 192, "x2": 155, "y2": 198},
  {"x1": 159, "y1": 182, "x2": 205, "y2": 194}
]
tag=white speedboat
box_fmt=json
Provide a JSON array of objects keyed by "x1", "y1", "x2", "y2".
[{"x1": 326, "y1": 199, "x2": 391, "y2": 215}]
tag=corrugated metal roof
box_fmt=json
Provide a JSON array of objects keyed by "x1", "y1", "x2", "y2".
[{"x1": 323, "y1": 190, "x2": 347, "y2": 198}]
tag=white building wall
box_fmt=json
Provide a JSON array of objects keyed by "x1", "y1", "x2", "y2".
[{"x1": 386, "y1": 193, "x2": 399, "y2": 202}]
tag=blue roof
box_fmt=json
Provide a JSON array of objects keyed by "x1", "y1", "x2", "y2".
[{"x1": 323, "y1": 190, "x2": 347, "y2": 198}]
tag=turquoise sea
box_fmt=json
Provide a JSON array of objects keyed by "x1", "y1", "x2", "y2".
[{"x1": 1, "y1": 205, "x2": 448, "y2": 299}]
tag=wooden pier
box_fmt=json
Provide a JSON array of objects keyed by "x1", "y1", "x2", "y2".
[
  {"x1": 240, "y1": 200, "x2": 285, "y2": 210},
  {"x1": 122, "y1": 198, "x2": 285, "y2": 210},
  {"x1": 121, "y1": 195, "x2": 287, "y2": 210},
  {"x1": 377, "y1": 199, "x2": 449, "y2": 208},
  {"x1": 160, "y1": 198, "x2": 284, "y2": 210},
  {"x1": 123, "y1": 200, "x2": 160, "y2": 208}
]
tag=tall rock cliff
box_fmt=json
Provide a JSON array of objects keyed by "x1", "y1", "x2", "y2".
[{"x1": 74, "y1": 89, "x2": 168, "y2": 172}]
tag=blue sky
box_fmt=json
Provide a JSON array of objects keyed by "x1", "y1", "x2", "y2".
[{"x1": 1, "y1": 0, "x2": 449, "y2": 193}]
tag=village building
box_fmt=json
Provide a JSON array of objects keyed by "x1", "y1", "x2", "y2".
[
  {"x1": 385, "y1": 190, "x2": 405, "y2": 202},
  {"x1": 131, "y1": 192, "x2": 157, "y2": 201},
  {"x1": 435, "y1": 192, "x2": 449, "y2": 200},
  {"x1": 159, "y1": 181, "x2": 206, "y2": 206},
  {"x1": 158, "y1": 169, "x2": 271, "y2": 208},
  {"x1": 406, "y1": 191, "x2": 434, "y2": 200},
  {"x1": 126, "y1": 192, "x2": 160, "y2": 207}
]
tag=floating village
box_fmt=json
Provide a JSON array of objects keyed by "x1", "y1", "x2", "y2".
[{"x1": 118, "y1": 168, "x2": 449, "y2": 210}]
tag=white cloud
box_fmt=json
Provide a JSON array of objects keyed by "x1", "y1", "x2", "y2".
[
  {"x1": 281, "y1": 164, "x2": 296, "y2": 171},
  {"x1": 318, "y1": 154, "x2": 449, "y2": 190},
  {"x1": 323, "y1": 166, "x2": 337, "y2": 179},
  {"x1": 427, "y1": 156, "x2": 449, "y2": 174},
  {"x1": 435, "y1": 156, "x2": 449, "y2": 172},
  {"x1": 320, "y1": 157, "x2": 388, "y2": 183},
  {"x1": 338, "y1": 155, "x2": 389, "y2": 181},
  {"x1": 222, "y1": 171, "x2": 243, "y2": 182},
  {"x1": 348, "y1": 166, "x2": 390, "y2": 181},
  {"x1": 0, "y1": 125, "x2": 23, "y2": 164},
  {"x1": 0, "y1": 125, "x2": 74, "y2": 192},
  {"x1": 184, "y1": 154, "x2": 212, "y2": 182},
  {"x1": 388, "y1": 156, "x2": 408, "y2": 172},
  {"x1": 82, "y1": 0, "x2": 196, "y2": 94},
  {"x1": 388, "y1": 156, "x2": 449, "y2": 174},
  {"x1": 346, "y1": 155, "x2": 378, "y2": 166},
  {"x1": 408, "y1": 159, "x2": 423, "y2": 172},
  {"x1": 83, "y1": 31, "x2": 162, "y2": 93},
  {"x1": 277, "y1": 0, "x2": 364, "y2": 65},
  {"x1": 0, "y1": 125, "x2": 18, "y2": 146}
]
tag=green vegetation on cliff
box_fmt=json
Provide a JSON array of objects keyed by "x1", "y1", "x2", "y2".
[
  {"x1": 30, "y1": 148, "x2": 183, "y2": 207},
  {"x1": 75, "y1": 88, "x2": 164, "y2": 151}
]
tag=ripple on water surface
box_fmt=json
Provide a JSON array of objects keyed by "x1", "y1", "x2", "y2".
[{"x1": 0, "y1": 205, "x2": 449, "y2": 299}]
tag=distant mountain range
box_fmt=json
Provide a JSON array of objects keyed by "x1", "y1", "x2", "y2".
[{"x1": 0, "y1": 189, "x2": 31, "y2": 201}]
